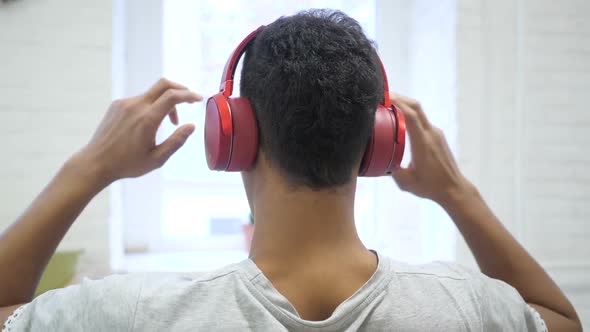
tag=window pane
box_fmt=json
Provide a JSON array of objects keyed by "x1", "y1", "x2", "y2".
[{"x1": 157, "y1": 0, "x2": 377, "y2": 251}]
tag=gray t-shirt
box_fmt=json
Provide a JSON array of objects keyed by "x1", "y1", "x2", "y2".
[{"x1": 4, "y1": 253, "x2": 546, "y2": 331}]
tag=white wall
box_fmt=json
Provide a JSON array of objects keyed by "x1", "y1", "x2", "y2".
[
  {"x1": 0, "y1": 0, "x2": 112, "y2": 273},
  {"x1": 456, "y1": 0, "x2": 590, "y2": 327}
]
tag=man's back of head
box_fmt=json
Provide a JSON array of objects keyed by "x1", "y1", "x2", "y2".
[{"x1": 241, "y1": 9, "x2": 384, "y2": 189}]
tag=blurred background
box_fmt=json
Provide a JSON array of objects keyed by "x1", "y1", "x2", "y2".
[{"x1": 0, "y1": 0, "x2": 588, "y2": 327}]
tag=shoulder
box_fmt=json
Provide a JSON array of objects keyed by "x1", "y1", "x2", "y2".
[
  {"x1": 5, "y1": 265, "x2": 248, "y2": 332},
  {"x1": 128, "y1": 263, "x2": 254, "y2": 330},
  {"x1": 384, "y1": 258, "x2": 543, "y2": 331},
  {"x1": 388, "y1": 259, "x2": 477, "y2": 280},
  {"x1": 135, "y1": 261, "x2": 249, "y2": 305},
  {"x1": 5, "y1": 273, "x2": 148, "y2": 331},
  {"x1": 384, "y1": 259, "x2": 487, "y2": 311},
  {"x1": 385, "y1": 258, "x2": 520, "y2": 306},
  {"x1": 139, "y1": 261, "x2": 245, "y2": 291}
]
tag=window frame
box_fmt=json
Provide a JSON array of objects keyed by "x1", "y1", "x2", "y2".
[{"x1": 110, "y1": 0, "x2": 457, "y2": 273}]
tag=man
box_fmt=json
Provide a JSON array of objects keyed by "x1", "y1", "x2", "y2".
[{"x1": 0, "y1": 10, "x2": 581, "y2": 331}]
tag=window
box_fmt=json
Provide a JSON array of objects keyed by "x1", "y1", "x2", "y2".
[{"x1": 111, "y1": 0, "x2": 457, "y2": 272}]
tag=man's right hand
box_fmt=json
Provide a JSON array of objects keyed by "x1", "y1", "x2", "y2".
[
  {"x1": 390, "y1": 93, "x2": 474, "y2": 206},
  {"x1": 74, "y1": 78, "x2": 202, "y2": 186}
]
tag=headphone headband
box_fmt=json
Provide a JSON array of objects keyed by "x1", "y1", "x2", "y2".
[
  {"x1": 219, "y1": 25, "x2": 266, "y2": 96},
  {"x1": 376, "y1": 56, "x2": 391, "y2": 108},
  {"x1": 219, "y1": 25, "x2": 392, "y2": 107}
]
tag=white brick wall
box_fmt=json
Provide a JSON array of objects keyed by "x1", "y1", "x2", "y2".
[
  {"x1": 456, "y1": 0, "x2": 590, "y2": 327},
  {"x1": 0, "y1": 0, "x2": 112, "y2": 271}
]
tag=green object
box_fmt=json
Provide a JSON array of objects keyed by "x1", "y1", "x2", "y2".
[{"x1": 35, "y1": 250, "x2": 82, "y2": 297}]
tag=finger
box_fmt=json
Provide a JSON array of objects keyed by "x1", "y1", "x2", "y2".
[
  {"x1": 169, "y1": 107, "x2": 179, "y2": 125},
  {"x1": 152, "y1": 89, "x2": 203, "y2": 120},
  {"x1": 395, "y1": 102, "x2": 426, "y2": 144},
  {"x1": 151, "y1": 123, "x2": 196, "y2": 167},
  {"x1": 391, "y1": 93, "x2": 431, "y2": 129},
  {"x1": 144, "y1": 78, "x2": 188, "y2": 102},
  {"x1": 438, "y1": 130, "x2": 456, "y2": 159},
  {"x1": 391, "y1": 167, "x2": 414, "y2": 192}
]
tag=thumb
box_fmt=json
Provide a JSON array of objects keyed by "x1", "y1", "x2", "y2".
[
  {"x1": 152, "y1": 123, "x2": 195, "y2": 167},
  {"x1": 391, "y1": 167, "x2": 414, "y2": 192}
]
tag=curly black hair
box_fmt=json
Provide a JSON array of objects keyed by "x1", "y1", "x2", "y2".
[{"x1": 240, "y1": 9, "x2": 384, "y2": 189}]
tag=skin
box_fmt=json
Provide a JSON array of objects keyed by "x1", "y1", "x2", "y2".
[
  {"x1": 391, "y1": 94, "x2": 581, "y2": 331},
  {"x1": 0, "y1": 78, "x2": 201, "y2": 316},
  {"x1": 0, "y1": 79, "x2": 582, "y2": 330}
]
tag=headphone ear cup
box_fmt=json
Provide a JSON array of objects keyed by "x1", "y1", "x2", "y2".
[
  {"x1": 205, "y1": 95, "x2": 258, "y2": 171},
  {"x1": 359, "y1": 105, "x2": 397, "y2": 176},
  {"x1": 226, "y1": 97, "x2": 258, "y2": 171},
  {"x1": 205, "y1": 94, "x2": 233, "y2": 170}
]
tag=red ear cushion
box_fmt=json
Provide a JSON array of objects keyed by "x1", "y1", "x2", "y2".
[
  {"x1": 226, "y1": 97, "x2": 259, "y2": 171},
  {"x1": 205, "y1": 94, "x2": 233, "y2": 170},
  {"x1": 359, "y1": 105, "x2": 397, "y2": 176},
  {"x1": 391, "y1": 105, "x2": 406, "y2": 170}
]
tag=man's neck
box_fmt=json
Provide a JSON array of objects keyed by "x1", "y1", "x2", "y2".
[
  {"x1": 248, "y1": 177, "x2": 370, "y2": 267},
  {"x1": 246, "y1": 176, "x2": 378, "y2": 320}
]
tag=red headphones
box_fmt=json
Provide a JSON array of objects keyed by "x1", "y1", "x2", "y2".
[{"x1": 205, "y1": 25, "x2": 405, "y2": 176}]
